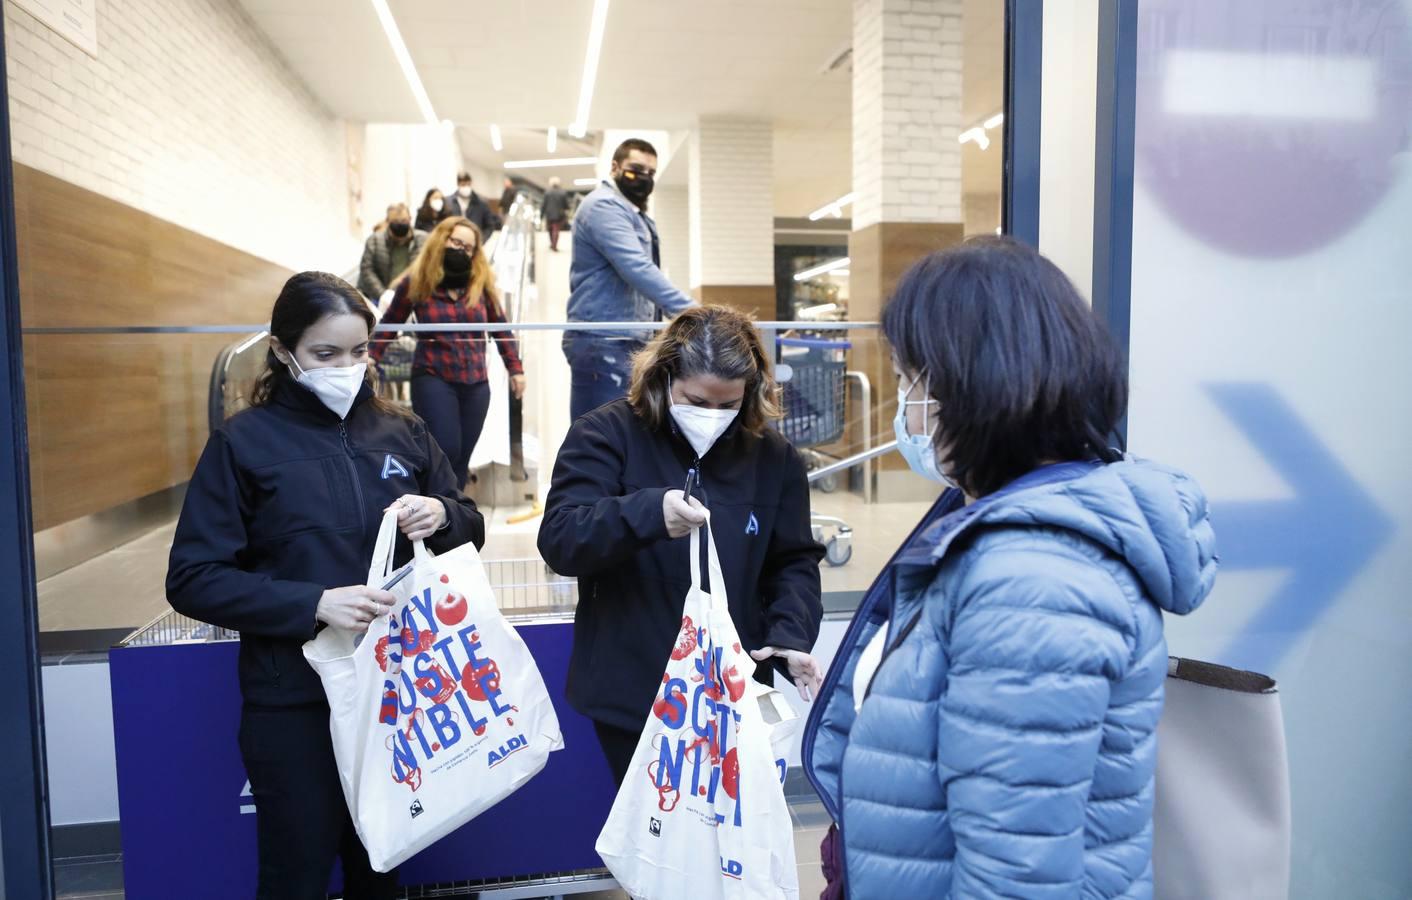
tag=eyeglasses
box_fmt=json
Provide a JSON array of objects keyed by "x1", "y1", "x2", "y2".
[
  {"x1": 623, "y1": 163, "x2": 657, "y2": 178},
  {"x1": 446, "y1": 238, "x2": 478, "y2": 253}
]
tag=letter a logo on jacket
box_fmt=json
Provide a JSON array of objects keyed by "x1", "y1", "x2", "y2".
[
  {"x1": 381, "y1": 454, "x2": 410, "y2": 480},
  {"x1": 745, "y1": 512, "x2": 759, "y2": 535}
]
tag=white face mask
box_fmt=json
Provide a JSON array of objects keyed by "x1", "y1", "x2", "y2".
[
  {"x1": 287, "y1": 354, "x2": 367, "y2": 420},
  {"x1": 668, "y1": 379, "x2": 739, "y2": 458},
  {"x1": 430, "y1": 197, "x2": 444, "y2": 212},
  {"x1": 457, "y1": 186, "x2": 471, "y2": 199}
]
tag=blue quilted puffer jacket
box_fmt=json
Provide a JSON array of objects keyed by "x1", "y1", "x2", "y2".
[{"x1": 803, "y1": 459, "x2": 1217, "y2": 899}]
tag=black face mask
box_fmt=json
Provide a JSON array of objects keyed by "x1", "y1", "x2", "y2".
[
  {"x1": 615, "y1": 170, "x2": 654, "y2": 206},
  {"x1": 440, "y1": 247, "x2": 472, "y2": 288},
  {"x1": 388, "y1": 221, "x2": 411, "y2": 238}
]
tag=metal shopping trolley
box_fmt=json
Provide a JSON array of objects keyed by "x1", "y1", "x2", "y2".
[{"x1": 776, "y1": 335, "x2": 854, "y2": 566}]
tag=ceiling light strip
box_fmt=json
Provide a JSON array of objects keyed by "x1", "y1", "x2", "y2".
[
  {"x1": 504, "y1": 156, "x2": 599, "y2": 170},
  {"x1": 807, "y1": 191, "x2": 857, "y2": 222},
  {"x1": 570, "y1": 0, "x2": 611, "y2": 138},
  {"x1": 370, "y1": 0, "x2": 437, "y2": 125},
  {"x1": 490, "y1": 124, "x2": 503, "y2": 152},
  {"x1": 793, "y1": 256, "x2": 851, "y2": 282}
]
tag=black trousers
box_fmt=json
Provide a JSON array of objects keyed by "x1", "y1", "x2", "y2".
[
  {"x1": 240, "y1": 704, "x2": 399, "y2": 900},
  {"x1": 593, "y1": 720, "x2": 643, "y2": 789},
  {"x1": 411, "y1": 376, "x2": 490, "y2": 489}
]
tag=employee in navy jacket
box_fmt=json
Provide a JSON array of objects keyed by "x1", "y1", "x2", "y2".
[
  {"x1": 166, "y1": 271, "x2": 484, "y2": 900},
  {"x1": 537, "y1": 305, "x2": 825, "y2": 786}
]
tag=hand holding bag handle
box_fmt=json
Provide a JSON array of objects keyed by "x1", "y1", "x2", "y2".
[
  {"x1": 365, "y1": 507, "x2": 438, "y2": 590},
  {"x1": 687, "y1": 511, "x2": 729, "y2": 616}
]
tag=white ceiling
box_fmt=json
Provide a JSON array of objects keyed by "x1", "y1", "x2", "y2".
[{"x1": 237, "y1": 0, "x2": 1005, "y2": 217}]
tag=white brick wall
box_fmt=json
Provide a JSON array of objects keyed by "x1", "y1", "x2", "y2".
[
  {"x1": 4, "y1": 0, "x2": 358, "y2": 274},
  {"x1": 688, "y1": 118, "x2": 774, "y2": 286},
  {"x1": 651, "y1": 185, "x2": 690, "y2": 288},
  {"x1": 852, "y1": 0, "x2": 964, "y2": 229}
]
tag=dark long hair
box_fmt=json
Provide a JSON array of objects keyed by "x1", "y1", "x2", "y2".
[
  {"x1": 882, "y1": 236, "x2": 1127, "y2": 497},
  {"x1": 250, "y1": 271, "x2": 409, "y2": 418}
]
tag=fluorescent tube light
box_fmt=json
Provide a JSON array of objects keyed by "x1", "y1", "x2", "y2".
[
  {"x1": 504, "y1": 156, "x2": 598, "y2": 169},
  {"x1": 489, "y1": 124, "x2": 503, "y2": 152},
  {"x1": 793, "y1": 257, "x2": 851, "y2": 282},
  {"x1": 547, "y1": 126, "x2": 558, "y2": 153},
  {"x1": 958, "y1": 127, "x2": 990, "y2": 150},
  {"x1": 574, "y1": 177, "x2": 599, "y2": 186},
  {"x1": 571, "y1": 0, "x2": 611, "y2": 138},
  {"x1": 984, "y1": 112, "x2": 1004, "y2": 129},
  {"x1": 807, "y1": 191, "x2": 857, "y2": 221},
  {"x1": 370, "y1": 0, "x2": 437, "y2": 125}
]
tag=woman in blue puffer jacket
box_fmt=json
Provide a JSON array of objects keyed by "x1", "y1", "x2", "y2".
[{"x1": 802, "y1": 237, "x2": 1217, "y2": 899}]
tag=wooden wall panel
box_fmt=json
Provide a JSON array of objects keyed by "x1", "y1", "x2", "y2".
[
  {"x1": 692, "y1": 285, "x2": 776, "y2": 323},
  {"x1": 13, "y1": 165, "x2": 293, "y2": 530}
]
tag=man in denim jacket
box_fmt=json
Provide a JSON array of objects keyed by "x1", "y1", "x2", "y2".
[{"x1": 564, "y1": 138, "x2": 694, "y2": 420}]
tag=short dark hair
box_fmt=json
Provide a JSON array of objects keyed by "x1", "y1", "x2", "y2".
[
  {"x1": 612, "y1": 138, "x2": 658, "y2": 165},
  {"x1": 882, "y1": 236, "x2": 1126, "y2": 497},
  {"x1": 456, "y1": 171, "x2": 472, "y2": 184}
]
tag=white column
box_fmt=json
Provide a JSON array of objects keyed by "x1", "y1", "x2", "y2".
[
  {"x1": 687, "y1": 118, "x2": 775, "y2": 301},
  {"x1": 852, "y1": 0, "x2": 964, "y2": 229},
  {"x1": 652, "y1": 185, "x2": 691, "y2": 287}
]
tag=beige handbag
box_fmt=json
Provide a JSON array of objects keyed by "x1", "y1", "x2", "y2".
[{"x1": 1153, "y1": 657, "x2": 1291, "y2": 899}]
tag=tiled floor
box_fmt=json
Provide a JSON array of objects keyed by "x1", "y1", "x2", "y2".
[{"x1": 55, "y1": 796, "x2": 833, "y2": 899}]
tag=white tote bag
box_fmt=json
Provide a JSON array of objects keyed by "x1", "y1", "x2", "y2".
[
  {"x1": 596, "y1": 517, "x2": 799, "y2": 899},
  {"x1": 1153, "y1": 657, "x2": 1291, "y2": 900},
  {"x1": 304, "y1": 509, "x2": 563, "y2": 872}
]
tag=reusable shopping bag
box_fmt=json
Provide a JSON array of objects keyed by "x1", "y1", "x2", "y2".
[
  {"x1": 304, "y1": 508, "x2": 563, "y2": 872},
  {"x1": 1152, "y1": 657, "x2": 1291, "y2": 899},
  {"x1": 596, "y1": 515, "x2": 800, "y2": 899}
]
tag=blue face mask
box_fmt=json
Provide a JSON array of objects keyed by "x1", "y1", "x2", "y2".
[{"x1": 893, "y1": 373, "x2": 959, "y2": 489}]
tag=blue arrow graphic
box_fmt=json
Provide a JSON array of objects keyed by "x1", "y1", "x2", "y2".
[{"x1": 1207, "y1": 383, "x2": 1394, "y2": 674}]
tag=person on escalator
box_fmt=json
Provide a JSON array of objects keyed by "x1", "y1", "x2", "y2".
[
  {"x1": 537, "y1": 304, "x2": 826, "y2": 786},
  {"x1": 415, "y1": 187, "x2": 448, "y2": 232},
  {"x1": 372, "y1": 217, "x2": 527, "y2": 490},
  {"x1": 563, "y1": 137, "x2": 696, "y2": 421},
  {"x1": 166, "y1": 271, "x2": 485, "y2": 899},
  {"x1": 446, "y1": 172, "x2": 501, "y2": 238},
  {"x1": 357, "y1": 202, "x2": 426, "y2": 304}
]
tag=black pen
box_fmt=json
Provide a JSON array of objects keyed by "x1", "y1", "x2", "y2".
[{"x1": 380, "y1": 562, "x2": 415, "y2": 593}]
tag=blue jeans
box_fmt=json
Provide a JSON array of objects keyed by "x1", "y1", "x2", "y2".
[
  {"x1": 563, "y1": 335, "x2": 643, "y2": 421},
  {"x1": 411, "y1": 375, "x2": 490, "y2": 489}
]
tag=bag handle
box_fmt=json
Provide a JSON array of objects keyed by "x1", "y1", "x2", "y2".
[
  {"x1": 367, "y1": 507, "x2": 437, "y2": 588},
  {"x1": 687, "y1": 512, "x2": 728, "y2": 607},
  {"x1": 367, "y1": 508, "x2": 400, "y2": 587}
]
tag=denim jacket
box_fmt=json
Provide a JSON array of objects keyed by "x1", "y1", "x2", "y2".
[{"x1": 566, "y1": 181, "x2": 693, "y2": 340}]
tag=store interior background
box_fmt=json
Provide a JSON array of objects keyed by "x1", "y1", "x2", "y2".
[{"x1": 5, "y1": 0, "x2": 1411, "y2": 897}]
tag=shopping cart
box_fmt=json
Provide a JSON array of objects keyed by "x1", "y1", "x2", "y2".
[
  {"x1": 776, "y1": 335, "x2": 854, "y2": 566},
  {"x1": 377, "y1": 334, "x2": 416, "y2": 405}
]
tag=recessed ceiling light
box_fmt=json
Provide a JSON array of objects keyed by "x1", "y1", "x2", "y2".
[
  {"x1": 489, "y1": 124, "x2": 503, "y2": 152},
  {"x1": 547, "y1": 126, "x2": 558, "y2": 154}
]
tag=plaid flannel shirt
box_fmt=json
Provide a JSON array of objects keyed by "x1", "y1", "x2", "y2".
[{"x1": 373, "y1": 282, "x2": 523, "y2": 385}]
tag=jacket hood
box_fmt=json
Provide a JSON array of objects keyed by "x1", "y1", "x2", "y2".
[{"x1": 958, "y1": 458, "x2": 1217, "y2": 615}]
